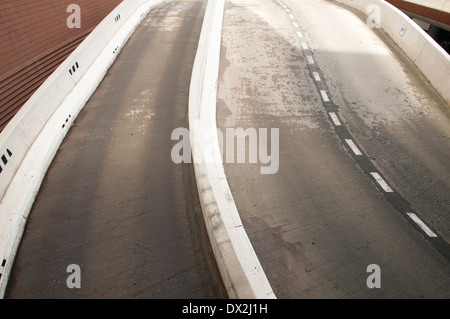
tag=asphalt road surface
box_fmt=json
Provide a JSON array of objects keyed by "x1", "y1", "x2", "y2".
[
  {"x1": 217, "y1": 0, "x2": 450, "y2": 298},
  {"x1": 6, "y1": 0, "x2": 227, "y2": 299}
]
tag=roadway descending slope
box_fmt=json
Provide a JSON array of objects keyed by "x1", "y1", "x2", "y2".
[
  {"x1": 5, "y1": 0, "x2": 227, "y2": 298},
  {"x1": 217, "y1": 0, "x2": 450, "y2": 298}
]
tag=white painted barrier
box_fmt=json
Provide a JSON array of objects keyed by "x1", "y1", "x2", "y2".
[
  {"x1": 331, "y1": 0, "x2": 450, "y2": 104},
  {"x1": 188, "y1": 0, "x2": 276, "y2": 299},
  {"x1": 0, "y1": 0, "x2": 163, "y2": 297}
]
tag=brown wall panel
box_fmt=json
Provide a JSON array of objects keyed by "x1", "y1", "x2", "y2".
[
  {"x1": 386, "y1": 0, "x2": 450, "y2": 28},
  {"x1": 0, "y1": 0, "x2": 123, "y2": 132}
]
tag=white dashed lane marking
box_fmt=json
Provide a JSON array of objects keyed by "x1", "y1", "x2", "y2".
[
  {"x1": 370, "y1": 172, "x2": 394, "y2": 193},
  {"x1": 345, "y1": 139, "x2": 363, "y2": 156},
  {"x1": 274, "y1": 0, "x2": 446, "y2": 254},
  {"x1": 407, "y1": 213, "x2": 438, "y2": 238},
  {"x1": 320, "y1": 90, "x2": 330, "y2": 102},
  {"x1": 329, "y1": 112, "x2": 341, "y2": 126},
  {"x1": 313, "y1": 72, "x2": 321, "y2": 81}
]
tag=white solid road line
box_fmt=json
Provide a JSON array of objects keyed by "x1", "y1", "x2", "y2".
[
  {"x1": 370, "y1": 172, "x2": 394, "y2": 193},
  {"x1": 345, "y1": 139, "x2": 363, "y2": 156},
  {"x1": 406, "y1": 213, "x2": 438, "y2": 237}
]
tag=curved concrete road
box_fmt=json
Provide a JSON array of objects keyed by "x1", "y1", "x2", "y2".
[
  {"x1": 5, "y1": 0, "x2": 227, "y2": 299},
  {"x1": 217, "y1": 0, "x2": 450, "y2": 298}
]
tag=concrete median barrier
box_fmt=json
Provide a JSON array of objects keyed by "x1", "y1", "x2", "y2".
[{"x1": 188, "y1": 0, "x2": 276, "y2": 299}]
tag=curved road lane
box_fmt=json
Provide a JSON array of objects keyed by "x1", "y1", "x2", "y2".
[
  {"x1": 5, "y1": 0, "x2": 227, "y2": 298},
  {"x1": 217, "y1": 0, "x2": 450, "y2": 298}
]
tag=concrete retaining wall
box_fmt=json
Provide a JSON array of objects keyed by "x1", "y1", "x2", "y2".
[{"x1": 331, "y1": 0, "x2": 450, "y2": 104}]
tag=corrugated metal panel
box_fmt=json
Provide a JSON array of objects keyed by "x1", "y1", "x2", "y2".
[{"x1": 0, "y1": 0, "x2": 123, "y2": 132}]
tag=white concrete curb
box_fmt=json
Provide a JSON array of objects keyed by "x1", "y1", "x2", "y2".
[
  {"x1": 331, "y1": 0, "x2": 450, "y2": 105},
  {"x1": 188, "y1": 0, "x2": 276, "y2": 299},
  {"x1": 0, "y1": 0, "x2": 163, "y2": 297}
]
